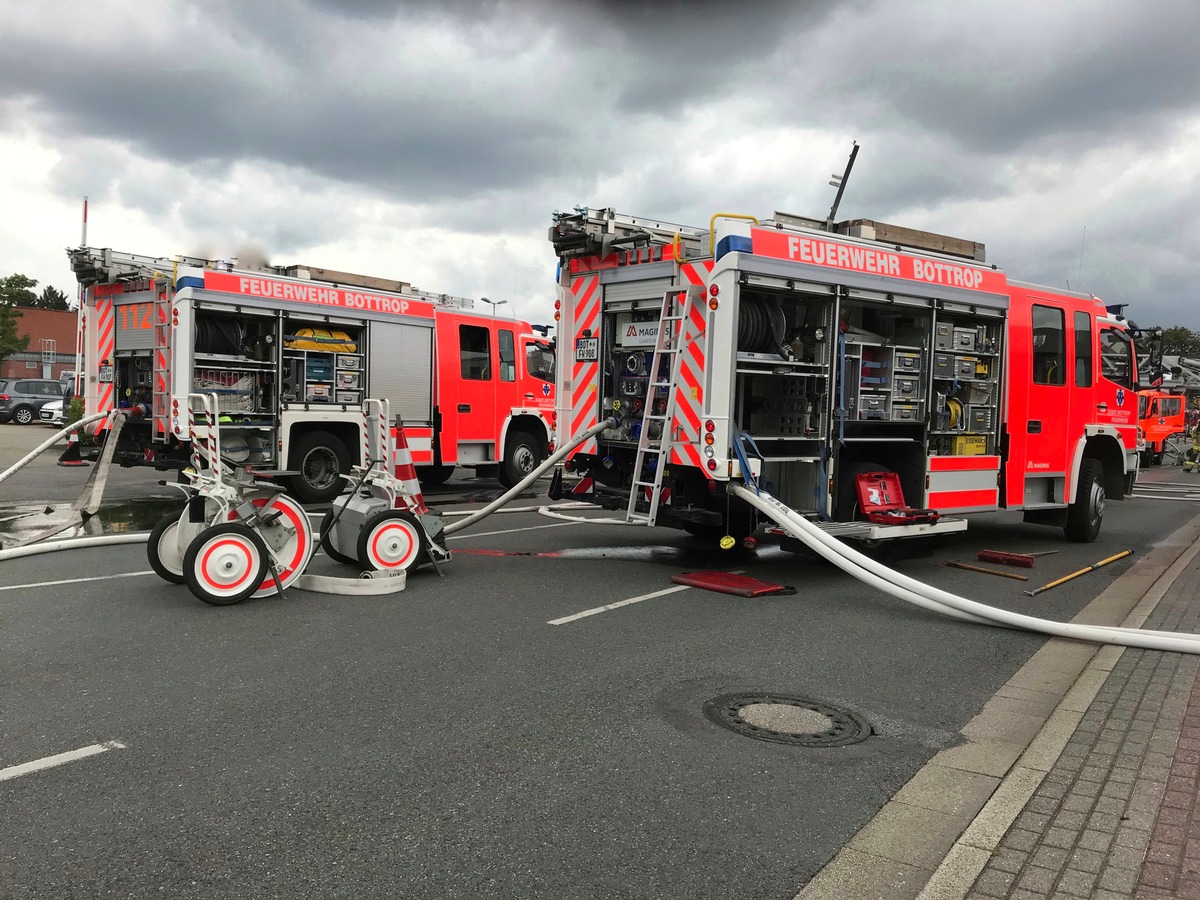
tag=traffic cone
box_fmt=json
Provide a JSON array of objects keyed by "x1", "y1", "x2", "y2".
[
  {"x1": 57, "y1": 431, "x2": 89, "y2": 467},
  {"x1": 391, "y1": 424, "x2": 429, "y2": 514}
]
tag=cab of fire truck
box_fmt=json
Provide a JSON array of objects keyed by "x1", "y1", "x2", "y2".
[
  {"x1": 1003, "y1": 289, "x2": 1140, "y2": 540},
  {"x1": 1137, "y1": 389, "x2": 1187, "y2": 464}
]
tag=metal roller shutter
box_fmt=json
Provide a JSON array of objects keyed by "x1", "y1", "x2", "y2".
[{"x1": 368, "y1": 322, "x2": 433, "y2": 424}]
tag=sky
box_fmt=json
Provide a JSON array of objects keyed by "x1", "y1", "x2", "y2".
[{"x1": 1, "y1": 0, "x2": 1197, "y2": 330}]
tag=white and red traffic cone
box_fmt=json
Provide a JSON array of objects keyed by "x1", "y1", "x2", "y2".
[{"x1": 391, "y1": 424, "x2": 429, "y2": 515}]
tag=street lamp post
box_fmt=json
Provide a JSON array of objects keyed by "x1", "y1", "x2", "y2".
[{"x1": 481, "y1": 297, "x2": 508, "y2": 317}]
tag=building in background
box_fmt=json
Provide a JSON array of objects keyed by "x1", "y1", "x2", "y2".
[{"x1": 0, "y1": 308, "x2": 76, "y2": 380}]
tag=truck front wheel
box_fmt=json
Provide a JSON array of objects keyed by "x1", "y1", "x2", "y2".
[
  {"x1": 289, "y1": 431, "x2": 350, "y2": 503},
  {"x1": 1064, "y1": 458, "x2": 1105, "y2": 543},
  {"x1": 499, "y1": 431, "x2": 539, "y2": 488}
]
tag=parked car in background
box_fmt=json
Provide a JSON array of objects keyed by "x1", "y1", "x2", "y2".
[
  {"x1": 39, "y1": 398, "x2": 65, "y2": 427},
  {"x1": 0, "y1": 378, "x2": 65, "y2": 425}
]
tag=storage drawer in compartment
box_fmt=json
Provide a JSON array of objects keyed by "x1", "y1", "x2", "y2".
[
  {"x1": 955, "y1": 356, "x2": 978, "y2": 379},
  {"x1": 934, "y1": 353, "x2": 953, "y2": 378},
  {"x1": 895, "y1": 376, "x2": 920, "y2": 397},
  {"x1": 935, "y1": 322, "x2": 953, "y2": 350},
  {"x1": 893, "y1": 351, "x2": 922, "y2": 372},
  {"x1": 306, "y1": 384, "x2": 332, "y2": 402},
  {"x1": 968, "y1": 406, "x2": 994, "y2": 431},
  {"x1": 890, "y1": 402, "x2": 922, "y2": 423},
  {"x1": 859, "y1": 393, "x2": 887, "y2": 419},
  {"x1": 953, "y1": 327, "x2": 977, "y2": 351},
  {"x1": 336, "y1": 354, "x2": 361, "y2": 370},
  {"x1": 337, "y1": 371, "x2": 361, "y2": 389},
  {"x1": 336, "y1": 390, "x2": 361, "y2": 405},
  {"x1": 305, "y1": 359, "x2": 334, "y2": 381}
]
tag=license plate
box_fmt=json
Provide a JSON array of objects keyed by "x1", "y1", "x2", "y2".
[
  {"x1": 575, "y1": 337, "x2": 599, "y2": 362},
  {"x1": 98, "y1": 365, "x2": 114, "y2": 383}
]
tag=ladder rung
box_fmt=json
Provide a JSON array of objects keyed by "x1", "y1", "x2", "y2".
[{"x1": 632, "y1": 480, "x2": 659, "y2": 489}]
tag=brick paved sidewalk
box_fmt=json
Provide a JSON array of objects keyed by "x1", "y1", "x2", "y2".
[{"x1": 959, "y1": 550, "x2": 1200, "y2": 900}]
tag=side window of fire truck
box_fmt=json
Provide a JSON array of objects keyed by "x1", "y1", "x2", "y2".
[
  {"x1": 498, "y1": 329, "x2": 516, "y2": 382},
  {"x1": 1098, "y1": 328, "x2": 1134, "y2": 389},
  {"x1": 1164, "y1": 398, "x2": 1181, "y2": 417},
  {"x1": 1073, "y1": 311, "x2": 1093, "y2": 387},
  {"x1": 1032, "y1": 305, "x2": 1066, "y2": 386},
  {"x1": 526, "y1": 342, "x2": 554, "y2": 382},
  {"x1": 460, "y1": 325, "x2": 491, "y2": 381}
]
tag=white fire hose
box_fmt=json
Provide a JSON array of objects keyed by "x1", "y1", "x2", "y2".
[
  {"x1": 443, "y1": 418, "x2": 616, "y2": 535},
  {"x1": 730, "y1": 483, "x2": 1200, "y2": 655}
]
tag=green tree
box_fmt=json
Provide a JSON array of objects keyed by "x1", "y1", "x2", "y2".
[
  {"x1": 35, "y1": 285, "x2": 70, "y2": 310},
  {"x1": 0, "y1": 304, "x2": 30, "y2": 368},
  {"x1": 0, "y1": 273, "x2": 38, "y2": 308},
  {"x1": 1160, "y1": 326, "x2": 1200, "y2": 357}
]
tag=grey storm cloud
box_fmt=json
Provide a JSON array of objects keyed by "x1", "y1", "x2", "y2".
[{"x1": 1, "y1": 0, "x2": 1197, "y2": 327}]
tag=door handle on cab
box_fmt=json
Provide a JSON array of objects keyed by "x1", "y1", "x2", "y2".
[
  {"x1": 524, "y1": 393, "x2": 535, "y2": 399},
  {"x1": 457, "y1": 404, "x2": 470, "y2": 413},
  {"x1": 1097, "y1": 402, "x2": 1108, "y2": 412},
  {"x1": 1028, "y1": 420, "x2": 1042, "y2": 434}
]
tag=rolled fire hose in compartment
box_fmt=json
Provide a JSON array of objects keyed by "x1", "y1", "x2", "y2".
[
  {"x1": 729, "y1": 483, "x2": 1200, "y2": 655},
  {"x1": 737, "y1": 294, "x2": 788, "y2": 355}
]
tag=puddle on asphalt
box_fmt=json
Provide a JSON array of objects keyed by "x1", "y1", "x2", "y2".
[{"x1": 0, "y1": 498, "x2": 183, "y2": 547}]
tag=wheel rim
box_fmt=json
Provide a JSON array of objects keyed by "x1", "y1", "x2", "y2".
[
  {"x1": 301, "y1": 446, "x2": 341, "y2": 490},
  {"x1": 157, "y1": 520, "x2": 184, "y2": 577},
  {"x1": 230, "y1": 496, "x2": 313, "y2": 596},
  {"x1": 195, "y1": 534, "x2": 262, "y2": 599},
  {"x1": 367, "y1": 517, "x2": 421, "y2": 569},
  {"x1": 14, "y1": 408, "x2": 31, "y2": 424},
  {"x1": 1090, "y1": 481, "x2": 1106, "y2": 526},
  {"x1": 512, "y1": 443, "x2": 536, "y2": 477}
]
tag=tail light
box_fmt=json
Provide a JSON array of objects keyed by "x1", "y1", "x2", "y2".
[{"x1": 0, "y1": 394, "x2": 9, "y2": 401}]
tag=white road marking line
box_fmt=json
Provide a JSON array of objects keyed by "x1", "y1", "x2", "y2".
[
  {"x1": 0, "y1": 740, "x2": 126, "y2": 782},
  {"x1": 448, "y1": 522, "x2": 579, "y2": 540},
  {"x1": 0, "y1": 571, "x2": 154, "y2": 593},
  {"x1": 548, "y1": 585, "x2": 692, "y2": 626}
]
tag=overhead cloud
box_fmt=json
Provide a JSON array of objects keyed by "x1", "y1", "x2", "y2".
[{"x1": 0, "y1": 0, "x2": 1196, "y2": 329}]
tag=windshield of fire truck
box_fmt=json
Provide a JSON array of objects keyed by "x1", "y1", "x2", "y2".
[{"x1": 527, "y1": 342, "x2": 555, "y2": 382}]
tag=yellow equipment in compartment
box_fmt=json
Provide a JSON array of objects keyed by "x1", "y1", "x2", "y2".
[{"x1": 952, "y1": 435, "x2": 988, "y2": 456}]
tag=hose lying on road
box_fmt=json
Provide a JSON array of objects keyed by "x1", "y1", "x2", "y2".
[
  {"x1": 0, "y1": 533, "x2": 148, "y2": 563},
  {"x1": 443, "y1": 419, "x2": 616, "y2": 535},
  {"x1": 730, "y1": 483, "x2": 1200, "y2": 655}
]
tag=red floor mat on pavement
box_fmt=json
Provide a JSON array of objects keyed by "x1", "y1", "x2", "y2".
[{"x1": 670, "y1": 572, "x2": 795, "y2": 597}]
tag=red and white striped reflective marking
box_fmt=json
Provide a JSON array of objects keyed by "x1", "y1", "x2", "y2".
[
  {"x1": 94, "y1": 296, "x2": 115, "y2": 430},
  {"x1": 927, "y1": 455, "x2": 1000, "y2": 512},
  {"x1": 668, "y1": 262, "x2": 713, "y2": 477},
  {"x1": 568, "y1": 275, "x2": 601, "y2": 458}
]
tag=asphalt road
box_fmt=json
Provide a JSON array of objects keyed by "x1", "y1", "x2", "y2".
[{"x1": 1, "y1": 438, "x2": 1198, "y2": 898}]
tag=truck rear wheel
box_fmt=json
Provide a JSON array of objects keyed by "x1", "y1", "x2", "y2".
[
  {"x1": 1064, "y1": 458, "x2": 1105, "y2": 543},
  {"x1": 499, "y1": 431, "x2": 539, "y2": 488},
  {"x1": 416, "y1": 464, "x2": 455, "y2": 487},
  {"x1": 289, "y1": 431, "x2": 349, "y2": 503}
]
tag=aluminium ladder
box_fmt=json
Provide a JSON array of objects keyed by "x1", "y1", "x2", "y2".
[{"x1": 626, "y1": 285, "x2": 699, "y2": 525}]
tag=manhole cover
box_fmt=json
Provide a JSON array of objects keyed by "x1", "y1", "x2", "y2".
[{"x1": 703, "y1": 693, "x2": 872, "y2": 747}]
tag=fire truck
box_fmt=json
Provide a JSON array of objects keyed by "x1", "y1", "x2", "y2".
[
  {"x1": 1137, "y1": 389, "x2": 1187, "y2": 465},
  {"x1": 66, "y1": 248, "x2": 556, "y2": 501},
  {"x1": 548, "y1": 208, "x2": 1143, "y2": 545}
]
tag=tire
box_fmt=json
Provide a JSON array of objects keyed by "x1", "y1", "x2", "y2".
[
  {"x1": 289, "y1": 431, "x2": 350, "y2": 503},
  {"x1": 12, "y1": 406, "x2": 34, "y2": 426},
  {"x1": 319, "y1": 509, "x2": 359, "y2": 565},
  {"x1": 357, "y1": 509, "x2": 426, "y2": 572},
  {"x1": 498, "y1": 431, "x2": 540, "y2": 488},
  {"x1": 183, "y1": 523, "x2": 268, "y2": 605},
  {"x1": 1064, "y1": 458, "x2": 1105, "y2": 543},
  {"x1": 147, "y1": 511, "x2": 187, "y2": 584},
  {"x1": 416, "y1": 464, "x2": 455, "y2": 487}
]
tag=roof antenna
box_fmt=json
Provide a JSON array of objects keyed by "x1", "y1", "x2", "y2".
[
  {"x1": 1076, "y1": 225, "x2": 1087, "y2": 290},
  {"x1": 827, "y1": 141, "x2": 859, "y2": 229}
]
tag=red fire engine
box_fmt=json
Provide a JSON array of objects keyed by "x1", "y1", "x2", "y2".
[
  {"x1": 67, "y1": 249, "x2": 556, "y2": 501},
  {"x1": 548, "y1": 209, "x2": 1142, "y2": 544},
  {"x1": 1137, "y1": 389, "x2": 1187, "y2": 465}
]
